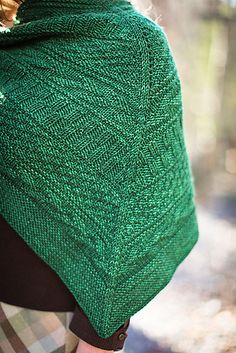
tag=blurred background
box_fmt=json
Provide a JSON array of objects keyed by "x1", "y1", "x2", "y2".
[
  {"x1": 3, "y1": 0, "x2": 235, "y2": 352},
  {"x1": 124, "y1": 1, "x2": 236, "y2": 352}
]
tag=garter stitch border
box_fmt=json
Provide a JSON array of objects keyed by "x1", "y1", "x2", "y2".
[{"x1": 0, "y1": 0, "x2": 199, "y2": 338}]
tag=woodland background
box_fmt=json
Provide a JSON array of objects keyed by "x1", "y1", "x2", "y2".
[
  {"x1": 3, "y1": 0, "x2": 235, "y2": 352},
  {"x1": 124, "y1": 1, "x2": 236, "y2": 353}
]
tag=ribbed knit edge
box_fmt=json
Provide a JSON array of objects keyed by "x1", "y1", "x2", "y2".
[{"x1": 0, "y1": 172, "x2": 199, "y2": 337}]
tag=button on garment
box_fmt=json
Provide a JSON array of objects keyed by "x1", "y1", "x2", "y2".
[
  {"x1": 0, "y1": 214, "x2": 130, "y2": 351},
  {"x1": 118, "y1": 333, "x2": 127, "y2": 340}
]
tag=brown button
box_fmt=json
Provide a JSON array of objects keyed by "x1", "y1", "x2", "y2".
[{"x1": 118, "y1": 332, "x2": 126, "y2": 340}]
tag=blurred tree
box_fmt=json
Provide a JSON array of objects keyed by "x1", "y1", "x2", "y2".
[{"x1": 132, "y1": 0, "x2": 236, "y2": 205}]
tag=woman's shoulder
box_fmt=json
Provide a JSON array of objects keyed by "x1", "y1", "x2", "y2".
[{"x1": 0, "y1": 3, "x2": 167, "y2": 50}]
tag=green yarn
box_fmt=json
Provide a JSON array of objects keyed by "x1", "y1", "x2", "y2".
[{"x1": 0, "y1": 0, "x2": 199, "y2": 338}]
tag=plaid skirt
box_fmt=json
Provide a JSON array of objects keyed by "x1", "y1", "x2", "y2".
[{"x1": 0, "y1": 301, "x2": 80, "y2": 353}]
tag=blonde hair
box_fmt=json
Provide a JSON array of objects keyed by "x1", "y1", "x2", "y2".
[
  {"x1": 0, "y1": 0, "x2": 23, "y2": 26},
  {"x1": 130, "y1": 0, "x2": 159, "y2": 22}
]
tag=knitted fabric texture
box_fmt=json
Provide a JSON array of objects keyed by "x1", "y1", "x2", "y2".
[{"x1": 0, "y1": 0, "x2": 199, "y2": 338}]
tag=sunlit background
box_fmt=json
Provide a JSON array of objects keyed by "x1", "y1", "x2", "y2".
[
  {"x1": 2, "y1": 0, "x2": 235, "y2": 352},
  {"x1": 123, "y1": 1, "x2": 236, "y2": 352}
]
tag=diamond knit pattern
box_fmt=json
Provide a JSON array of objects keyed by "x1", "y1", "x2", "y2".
[{"x1": 0, "y1": 0, "x2": 199, "y2": 338}]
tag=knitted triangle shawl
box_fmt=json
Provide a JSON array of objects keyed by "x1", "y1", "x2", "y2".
[{"x1": 0, "y1": 0, "x2": 199, "y2": 338}]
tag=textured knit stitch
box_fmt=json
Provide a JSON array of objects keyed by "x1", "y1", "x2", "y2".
[{"x1": 0, "y1": 0, "x2": 199, "y2": 338}]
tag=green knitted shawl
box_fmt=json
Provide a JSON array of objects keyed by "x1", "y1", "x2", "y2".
[{"x1": 0, "y1": 0, "x2": 199, "y2": 338}]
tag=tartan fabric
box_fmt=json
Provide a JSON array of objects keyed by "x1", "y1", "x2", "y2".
[{"x1": 0, "y1": 301, "x2": 80, "y2": 353}]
